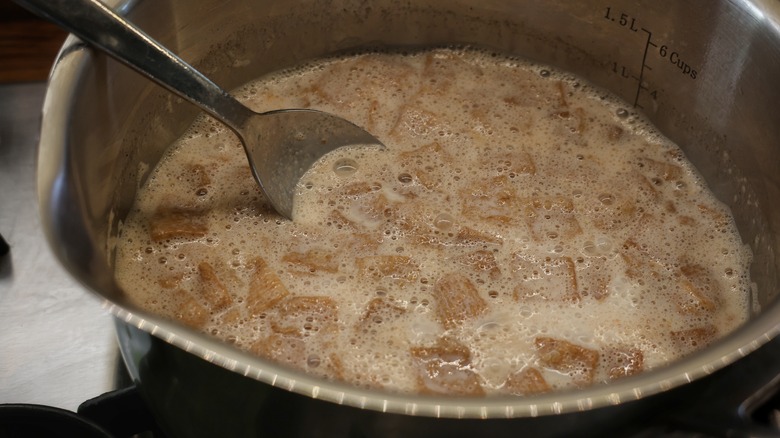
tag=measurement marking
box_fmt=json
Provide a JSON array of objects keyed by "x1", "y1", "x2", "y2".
[{"x1": 633, "y1": 27, "x2": 654, "y2": 107}]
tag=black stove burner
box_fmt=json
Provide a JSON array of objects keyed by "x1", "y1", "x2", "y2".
[
  {"x1": 0, "y1": 388, "x2": 165, "y2": 438},
  {"x1": 0, "y1": 234, "x2": 9, "y2": 257},
  {"x1": 0, "y1": 404, "x2": 113, "y2": 438},
  {"x1": 77, "y1": 386, "x2": 166, "y2": 438},
  {"x1": 0, "y1": 363, "x2": 163, "y2": 438}
]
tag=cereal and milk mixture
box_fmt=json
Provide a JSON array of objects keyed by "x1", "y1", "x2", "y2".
[{"x1": 114, "y1": 48, "x2": 751, "y2": 396}]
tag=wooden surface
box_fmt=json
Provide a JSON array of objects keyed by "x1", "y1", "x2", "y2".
[{"x1": 0, "y1": 1, "x2": 68, "y2": 83}]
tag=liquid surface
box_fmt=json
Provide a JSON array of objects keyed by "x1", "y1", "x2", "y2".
[{"x1": 115, "y1": 48, "x2": 751, "y2": 396}]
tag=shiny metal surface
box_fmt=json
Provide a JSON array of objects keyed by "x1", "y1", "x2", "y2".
[
  {"x1": 34, "y1": 0, "x2": 780, "y2": 429},
  {"x1": 18, "y1": 0, "x2": 383, "y2": 220},
  {"x1": 0, "y1": 82, "x2": 115, "y2": 411}
]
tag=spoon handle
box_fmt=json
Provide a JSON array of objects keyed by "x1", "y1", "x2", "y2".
[{"x1": 15, "y1": 0, "x2": 253, "y2": 133}]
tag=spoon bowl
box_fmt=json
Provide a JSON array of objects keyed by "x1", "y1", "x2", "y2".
[{"x1": 17, "y1": 0, "x2": 384, "y2": 219}]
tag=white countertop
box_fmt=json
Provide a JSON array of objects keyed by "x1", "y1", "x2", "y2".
[{"x1": 0, "y1": 82, "x2": 117, "y2": 412}]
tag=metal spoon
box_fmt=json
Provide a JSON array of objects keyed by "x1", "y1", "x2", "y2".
[{"x1": 16, "y1": 0, "x2": 384, "y2": 220}]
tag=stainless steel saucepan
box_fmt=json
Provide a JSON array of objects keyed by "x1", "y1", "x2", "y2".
[{"x1": 37, "y1": 0, "x2": 780, "y2": 436}]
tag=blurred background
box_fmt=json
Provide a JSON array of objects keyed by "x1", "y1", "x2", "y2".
[
  {"x1": 0, "y1": 0, "x2": 67, "y2": 83},
  {"x1": 0, "y1": 0, "x2": 118, "y2": 415}
]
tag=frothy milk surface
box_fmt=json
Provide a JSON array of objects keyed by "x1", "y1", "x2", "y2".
[{"x1": 114, "y1": 48, "x2": 751, "y2": 396}]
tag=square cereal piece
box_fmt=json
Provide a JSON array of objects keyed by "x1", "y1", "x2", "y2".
[
  {"x1": 522, "y1": 196, "x2": 582, "y2": 242},
  {"x1": 149, "y1": 164, "x2": 214, "y2": 201},
  {"x1": 550, "y1": 106, "x2": 588, "y2": 135},
  {"x1": 338, "y1": 185, "x2": 400, "y2": 229},
  {"x1": 453, "y1": 250, "x2": 501, "y2": 281},
  {"x1": 338, "y1": 181, "x2": 382, "y2": 197},
  {"x1": 197, "y1": 262, "x2": 233, "y2": 310},
  {"x1": 433, "y1": 274, "x2": 487, "y2": 329},
  {"x1": 697, "y1": 203, "x2": 732, "y2": 230},
  {"x1": 453, "y1": 226, "x2": 504, "y2": 247},
  {"x1": 574, "y1": 256, "x2": 610, "y2": 301},
  {"x1": 483, "y1": 149, "x2": 536, "y2": 177},
  {"x1": 590, "y1": 193, "x2": 640, "y2": 232},
  {"x1": 461, "y1": 176, "x2": 519, "y2": 225},
  {"x1": 186, "y1": 163, "x2": 211, "y2": 187},
  {"x1": 669, "y1": 326, "x2": 717, "y2": 353},
  {"x1": 503, "y1": 367, "x2": 551, "y2": 396},
  {"x1": 323, "y1": 211, "x2": 383, "y2": 252},
  {"x1": 535, "y1": 336, "x2": 599, "y2": 385},
  {"x1": 675, "y1": 264, "x2": 719, "y2": 314},
  {"x1": 362, "y1": 193, "x2": 397, "y2": 224},
  {"x1": 282, "y1": 249, "x2": 340, "y2": 275},
  {"x1": 357, "y1": 298, "x2": 407, "y2": 332},
  {"x1": 270, "y1": 296, "x2": 338, "y2": 338},
  {"x1": 398, "y1": 140, "x2": 447, "y2": 164},
  {"x1": 149, "y1": 207, "x2": 209, "y2": 242},
  {"x1": 406, "y1": 225, "x2": 504, "y2": 248},
  {"x1": 342, "y1": 232, "x2": 383, "y2": 253},
  {"x1": 398, "y1": 142, "x2": 451, "y2": 191},
  {"x1": 390, "y1": 106, "x2": 444, "y2": 140},
  {"x1": 157, "y1": 274, "x2": 185, "y2": 290},
  {"x1": 218, "y1": 307, "x2": 242, "y2": 326},
  {"x1": 172, "y1": 289, "x2": 209, "y2": 329},
  {"x1": 326, "y1": 209, "x2": 358, "y2": 230},
  {"x1": 627, "y1": 171, "x2": 661, "y2": 202},
  {"x1": 553, "y1": 80, "x2": 571, "y2": 108},
  {"x1": 410, "y1": 338, "x2": 485, "y2": 397},
  {"x1": 619, "y1": 236, "x2": 665, "y2": 281},
  {"x1": 357, "y1": 255, "x2": 420, "y2": 287},
  {"x1": 250, "y1": 333, "x2": 307, "y2": 366},
  {"x1": 246, "y1": 257, "x2": 289, "y2": 316},
  {"x1": 511, "y1": 254, "x2": 579, "y2": 303},
  {"x1": 637, "y1": 156, "x2": 683, "y2": 183},
  {"x1": 604, "y1": 124, "x2": 624, "y2": 142}
]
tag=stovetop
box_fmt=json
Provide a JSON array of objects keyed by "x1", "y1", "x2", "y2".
[{"x1": 0, "y1": 82, "x2": 118, "y2": 411}]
